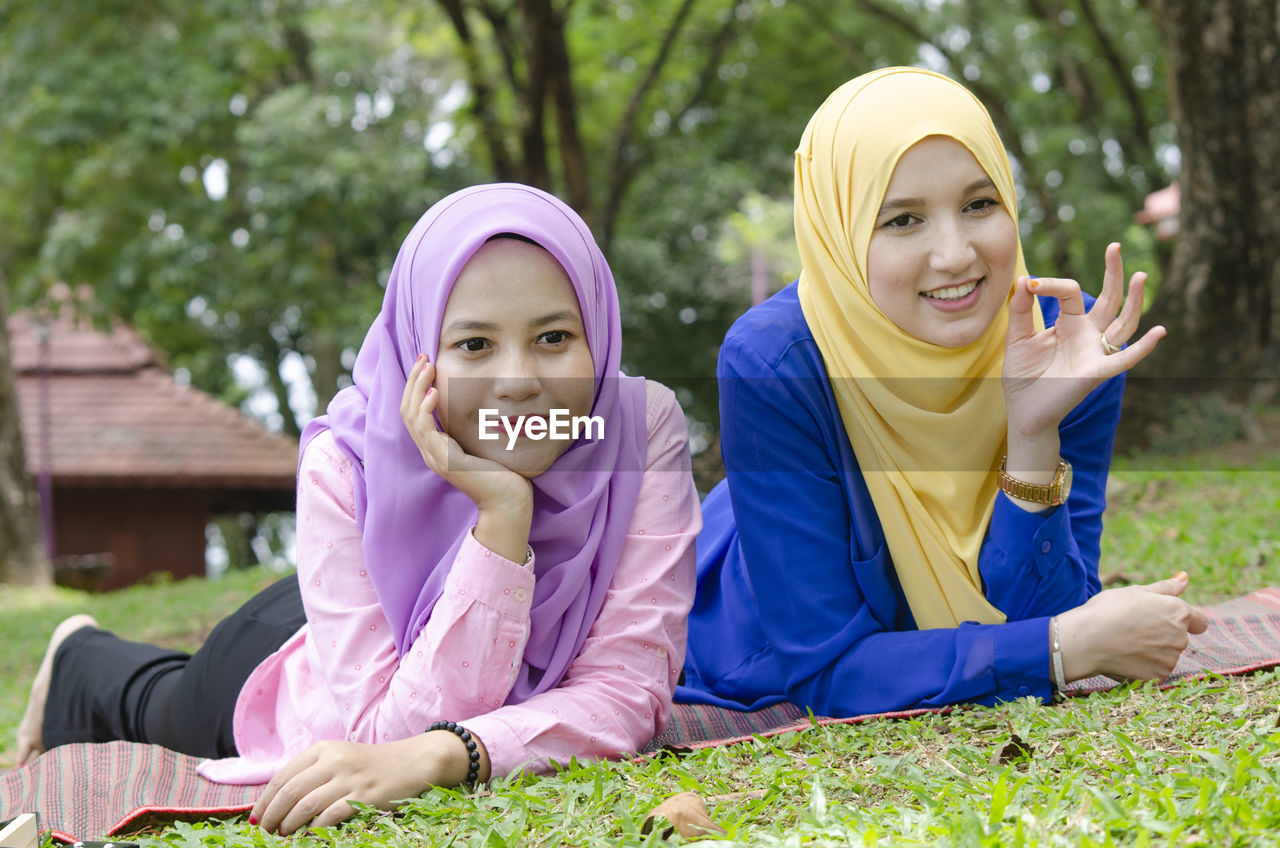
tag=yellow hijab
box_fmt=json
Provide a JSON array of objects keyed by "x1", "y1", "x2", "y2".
[{"x1": 795, "y1": 67, "x2": 1043, "y2": 629}]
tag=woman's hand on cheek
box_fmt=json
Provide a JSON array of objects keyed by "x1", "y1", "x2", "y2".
[
  {"x1": 1002, "y1": 242, "x2": 1166, "y2": 440},
  {"x1": 1056, "y1": 573, "x2": 1209, "y2": 684},
  {"x1": 401, "y1": 355, "x2": 533, "y2": 563},
  {"x1": 400, "y1": 355, "x2": 533, "y2": 506}
]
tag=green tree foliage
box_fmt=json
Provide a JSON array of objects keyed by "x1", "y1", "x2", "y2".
[
  {"x1": 1, "y1": 0, "x2": 478, "y2": 434},
  {"x1": 0, "y1": 0, "x2": 1180, "y2": 454},
  {"x1": 774, "y1": 0, "x2": 1172, "y2": 291}
]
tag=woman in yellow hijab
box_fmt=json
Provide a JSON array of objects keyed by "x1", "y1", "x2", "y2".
[{"x1": 678, "y1": 68, "x2": 1207, "y2": 716}]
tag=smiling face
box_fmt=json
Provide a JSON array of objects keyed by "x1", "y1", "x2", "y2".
[
  {"x1": 434, "y1": 238, "x2": 596, "y2": 477},
  {"x1": 865, "y1": 136, "x2": 1017, "y2": 349}
]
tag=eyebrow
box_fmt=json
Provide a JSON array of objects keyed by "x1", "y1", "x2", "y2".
[
  {"x1": 442, "y1": 310, "x2": 581, "y2": 335},
  {"x1": 878, "y1": 177, "x2": 997, "y2": 215}
]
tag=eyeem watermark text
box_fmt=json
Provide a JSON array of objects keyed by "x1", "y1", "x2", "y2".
[{"x1": 478, "y1": 409, "x2": 604, "y2": 449}]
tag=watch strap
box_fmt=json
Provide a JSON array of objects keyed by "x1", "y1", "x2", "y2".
[{"x1": 998, "y1": 455, "x2": 1071, "y2": 506}]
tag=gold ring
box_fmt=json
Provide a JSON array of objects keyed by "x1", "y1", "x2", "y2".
[{"x1": 1100, "y1": 330, "x2": 1122, "y2": 355}]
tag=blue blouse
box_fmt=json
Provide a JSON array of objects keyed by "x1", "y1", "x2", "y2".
[{"x1": 677, "y1": 282, "x2": 1123, "y2": 716}]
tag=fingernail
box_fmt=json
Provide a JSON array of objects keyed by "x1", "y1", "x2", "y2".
[
  {"x1": 1174, "y1": 571, "x2": 1187, "y2": 582},
  {"x1": 248, "y1": 814, "x2": 259, "y2": 826},
  {"x1": 1028, "y1": 278, "x2": 1038, "y2": 289}
]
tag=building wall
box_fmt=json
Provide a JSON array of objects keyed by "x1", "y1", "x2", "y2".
[{"x1": 50, "y1": 487, "x2": 210, "y2": 590}]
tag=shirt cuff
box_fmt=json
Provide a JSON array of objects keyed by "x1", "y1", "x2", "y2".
[
  {"x1": 450, "y1": 529, "x2": 537, "y2": 616},
  {"x1": 990, "y1": 616, "x2": 1054, "y2": 703},
  {"x1": 455, "y1": 712, "x2": 534, "y2": 779},
  {"x1": 992, "y1": 493, "x2": 1072, "y2": 577}
]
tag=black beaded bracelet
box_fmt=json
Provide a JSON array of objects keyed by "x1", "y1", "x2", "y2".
[{"x1": 426, "y1": 720, "x2": 481, "y2": 788}]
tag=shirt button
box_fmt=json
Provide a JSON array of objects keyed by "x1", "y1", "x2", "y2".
[
  {"x1": 1018, "y1": 685, "x2": 1030, "y2": 696},
  {"x1": 1040, "y1": 541, "x2": 1051, "y2": 554}
]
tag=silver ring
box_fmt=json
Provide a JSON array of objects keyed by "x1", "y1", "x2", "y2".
[{"x1": 1100, "y1": 330, "x2": 1122, "y2": 355}]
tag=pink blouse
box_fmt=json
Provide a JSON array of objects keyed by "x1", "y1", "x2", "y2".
[{"x1": 198, "y1": 380, "x2": 699, "y2": 784}]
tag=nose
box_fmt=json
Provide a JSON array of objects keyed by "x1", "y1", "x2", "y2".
[
  {"x1": 928, "y1": 217, "x2": 978, "y2": 274},
  {"x1": 491, "y1": 350, "x2": 541, "y2": 404}
]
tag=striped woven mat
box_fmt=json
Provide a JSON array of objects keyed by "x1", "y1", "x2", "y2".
[
  {"x1": 644, "y1": 587, "x2": 1280, "y2": 752},
  {"x1": 6, "y1": 588, "x2": 1280, "y2": 842},
  {"x1": 0, "y1": 741, "x2": 258, "y2": 843}
]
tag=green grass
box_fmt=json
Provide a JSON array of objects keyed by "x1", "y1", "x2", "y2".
[
  {"x1": 2, "y1": 423, "x2": 1279, "y2": 846},
  {"x1": 1103, "y1": 423, "x2": 1280, "y2": 601}
]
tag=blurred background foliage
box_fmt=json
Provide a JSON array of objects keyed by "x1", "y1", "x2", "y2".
[{"x1": 1, "y1": 0, "x2": 1178, "y2": 449}]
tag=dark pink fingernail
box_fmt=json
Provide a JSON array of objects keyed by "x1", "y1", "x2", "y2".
[{"x1": 248, "y1": 814, "x2": 259, "y2": 826}]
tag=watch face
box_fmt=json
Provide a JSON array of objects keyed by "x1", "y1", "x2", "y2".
[{"x1": 1056, "y1": 461, "x2": 1073, "y2": 504}]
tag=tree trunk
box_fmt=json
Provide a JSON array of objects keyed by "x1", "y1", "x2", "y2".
[
  {"x1": 0, "y1": 281, "x2": 53, "y2": 586},
  {"x1": 308, "y1": 327, "x2": 343, "y2": 417},
  {"x1": 1123, "y1": 0, "x2": 1280, "y2": 445}
]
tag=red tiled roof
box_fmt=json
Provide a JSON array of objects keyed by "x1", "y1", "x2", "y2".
[
  {"x1": 9, "y1": 310, "x2": 154, "y2": 374},
  {"x1": 10, "y1": 310, "x2": 298, "y2": 488}
]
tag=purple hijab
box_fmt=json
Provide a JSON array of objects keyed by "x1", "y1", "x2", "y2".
[{"x1": 299, "y1": 183, "x2": 648, "y2": 702}]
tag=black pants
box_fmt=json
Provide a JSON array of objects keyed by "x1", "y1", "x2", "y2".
[{"x1": 42, "y1": 573, "x2": 306, "y2": 759}]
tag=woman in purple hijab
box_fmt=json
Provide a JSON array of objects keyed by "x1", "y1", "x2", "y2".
[{"x1": 19, "y1": 184, "x2": 701, "y2": 835}]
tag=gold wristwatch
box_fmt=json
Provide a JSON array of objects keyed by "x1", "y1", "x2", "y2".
[{"x1": 998, "y1": 455, "x2": 1072, "y2": 506}]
